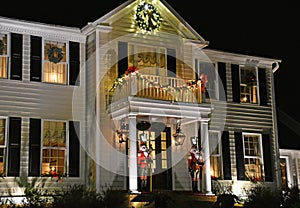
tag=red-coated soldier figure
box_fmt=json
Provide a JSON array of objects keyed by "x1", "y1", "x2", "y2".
[
  {"x1": 137, "y1": 142, "x2": 153, "y2": 192},
  {"x1": 188, "y1": 137, "x2": 204, "y2": 193}
]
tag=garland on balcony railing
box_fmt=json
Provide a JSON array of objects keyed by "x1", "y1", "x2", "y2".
[{"x1": 108, "y1": 66, "x2": 202, "y2": 95}]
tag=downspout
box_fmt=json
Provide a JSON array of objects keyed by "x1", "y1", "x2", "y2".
[{"x1": 271, "y1": 61, "x2": 282, "y2": 190}]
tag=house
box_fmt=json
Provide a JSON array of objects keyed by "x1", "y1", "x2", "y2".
[{"x1": 0, "y1": 0, "x2": 283, "y2": 201}]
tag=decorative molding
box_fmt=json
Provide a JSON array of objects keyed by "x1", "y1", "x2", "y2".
[{"x1": 0, "y1": 18, "x2": 86, "y2": 43}]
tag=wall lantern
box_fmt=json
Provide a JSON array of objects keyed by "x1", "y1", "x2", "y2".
[
  {"x1": 117, "y1": 118, "x2": 129, "y2": 143},
  {"x1": 173, "y1": 120, "x2": 186, "y2": 146}
]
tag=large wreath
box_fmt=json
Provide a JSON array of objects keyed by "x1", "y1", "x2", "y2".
[
  {"x1": 0, "y1": 39, "x2": 4, "y2": 55},
  {"x1": 135, "y1": 2, "x2": 162, "y2": 31},
  {"x1": 48, "y1": 46, "x2": 64, "y2": 64}
]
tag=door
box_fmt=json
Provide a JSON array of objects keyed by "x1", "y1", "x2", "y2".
[{"x1": 137, "y1": 122, "x2": 172, "y2": 191}]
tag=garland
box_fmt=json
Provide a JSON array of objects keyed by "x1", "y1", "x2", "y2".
[
  {"x1": 48, "y1": 46, "x2": 64, "y2": 64},
  {"x1": 0, "y1": 39, "x2": 4, "y2": 55}
]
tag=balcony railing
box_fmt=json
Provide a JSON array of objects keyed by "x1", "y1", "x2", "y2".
[{"x1": 107, "y1": 72, "x2": 203, "y2": 106}]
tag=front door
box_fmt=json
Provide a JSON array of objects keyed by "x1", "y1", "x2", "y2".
[{"x1": 137, "y1": 122, "x2": 172, "y2": 191}]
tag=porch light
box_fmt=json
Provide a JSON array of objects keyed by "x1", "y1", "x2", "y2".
[
  {"x1": 117, "y1": 118, "x2": 129, "y2": 143},
  {"x1": 173, "y1": 120, "x2": 186, "y2": 146}
]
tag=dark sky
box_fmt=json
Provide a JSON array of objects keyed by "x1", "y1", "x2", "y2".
[{"x1": 1, "y1": 0, "x2": 299, "y2": 148}]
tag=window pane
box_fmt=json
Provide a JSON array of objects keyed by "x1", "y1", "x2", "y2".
[
  {"x1": 240, "y1": 68, "x2": 258, "y2": 103},
  {"x1": 0, "y1": 119, "x2": 6, "y2": 145}
]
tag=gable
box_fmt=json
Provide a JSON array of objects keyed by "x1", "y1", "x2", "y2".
[{"x1": 90, "y1": 0, "x2": 208, "y2": 46}]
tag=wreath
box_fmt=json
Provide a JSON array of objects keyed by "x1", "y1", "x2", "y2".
[
  {"x1": 48, "y1": 46, "x2": 64, "y2": 63},
  {"x1": 0, "y1": 39, "x2": 4, "y2": 55}
]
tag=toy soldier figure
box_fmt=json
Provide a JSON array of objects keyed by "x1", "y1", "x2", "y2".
[
  {"x1": 188, "y1": 137, "x2": 204, "y2": 193},
  {"x1": 137, "y1": 142, "x2": 153, "y2": 192}
]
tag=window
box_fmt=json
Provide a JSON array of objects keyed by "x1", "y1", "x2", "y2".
[
  {"x1": 243, "y1": 133, "x2": 263, "y2": 182},
  {"x1": 43, "y1": 41, "x2": 67, "y2": 84},
  {"x1": 42, "y1": 120, "x2": 66, "y2": 176},
  {"x1": 0, "y1": 118, "x2": 7, "y2": 175},
  {"x1": 0, "y1": 34, "x2": 8, "y2": 78},
  {"x1": 209, "y1": 131, "x2": 222, "y2": 179},
  {"x1": 196, "y1": 61, "x2": 217, "y2": 100},
  {"x1": 128, "y1": 44, "x2": 166, "y2": 76},
  {"x1": 240, "y1": 67, "x2": 258, "y2": 103}
]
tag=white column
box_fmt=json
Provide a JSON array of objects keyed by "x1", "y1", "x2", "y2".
[
  {"x1": 128, "y1": 115, "x2": 139, "y2": 193},
  {"x1": 201, "y1": 118, "x2": 212, "y2": 195}
]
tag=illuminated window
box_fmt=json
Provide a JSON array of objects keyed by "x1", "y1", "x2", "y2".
[
  {"x1": 43, "y1": 41, "x2": 67, "y2": 84},
  {"x1": 209, "y1": 131, "x2": 221, "y2": 179},
  {"x1": 42, "y1": 120, "x2": 66, "y2": 175},
  {"x1": 240, "y1": 68, "x2": 258, "y2": 103},
  {"x1": 0, "y1": 118, "x2": 7, "y2": 175},
  {"x1": 243, "y1": 133, "x2": 263, "y2": 182},
  {"x1": 128, "y1": 44, "x2": 166, "y2": 76},
  {"x1": 0, "y1": 34, "x2": 8, "y2": 79}
]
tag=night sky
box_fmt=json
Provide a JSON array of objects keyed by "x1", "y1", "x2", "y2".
[{"x1": 1, "y1": 1, "x2": 299, "y2": 148}]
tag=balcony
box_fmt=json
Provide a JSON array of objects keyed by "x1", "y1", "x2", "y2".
[{"x1": 107, "y1": 72, "x2": 203, "y2": 106}]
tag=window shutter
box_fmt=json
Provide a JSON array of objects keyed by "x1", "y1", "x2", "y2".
[
  {"x1": 262, "y1": 133, "x2": 273, "y2": 182},
  {"x1": 7, "y1": 117, "x2": 21, "y2": 176},
  {"x1": 231, "y1": 64, "x2": 240, "y2": 102},
  {"x1": 167, "y1": 48, "x2": 176, "y2": 77},
  {"x1": 118, "y1": 41, "x2": 128, "y2": 77},
  {"x1": 258, "y1": 68, "x2": 268, "y2": 106},
  {"x1": 195, "y1": 59, "x2": 199, "y2": 80},
  {"x1": 28, "y1": 118, "x2": 41, "y2": 176},
  {"x1": 10, "y1": 33, "x2": 23, "y2": 80},
  {"x1": 221, "y1": 131, "x2": 231, "y2": 180},
  {"x1": 234, "y1": 131, "x2": 245, "y2": 180},
  {"x1": 218, "y1": 62, "x2": 227, "y2": 101},
  {"x1": 69, "y1": 41, "x2": 80, "y2": 86},
  {"x1": 69, "y1": 121, "x2": 80, "y2": 177},
  {"x1": 30, "y1": 35, "x2": 42, "y2": 82}
]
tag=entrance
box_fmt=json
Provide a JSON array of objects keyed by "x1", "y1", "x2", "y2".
[{"x1": 137, "y1": 122, "x2": 172, "y2": 191}]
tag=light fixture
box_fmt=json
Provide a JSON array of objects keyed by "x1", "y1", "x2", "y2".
[
  {"x1": 117, "y1": 118, "x2": 129, "y2": 143},
  {"x1": 173, "y1": 120, "x2": 186, "y2": 146}
]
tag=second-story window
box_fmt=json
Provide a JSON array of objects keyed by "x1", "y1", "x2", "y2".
[
  {"x1": 240, "y1": 67, "x2": 258, "y2": 103},
  {"x1": 0, "y1": 34, "x2": 8, "y2": 79},
  {"x1": 43, "y1": 41, "x2": 67, "y2": 84}
]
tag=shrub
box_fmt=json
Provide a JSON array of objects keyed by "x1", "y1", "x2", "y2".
[{"x1": 243, "y1": 184, "x2": 283, "y2": 208}]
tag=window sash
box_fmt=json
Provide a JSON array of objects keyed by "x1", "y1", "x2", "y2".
[
  {"x1": 0, "y1": 118, "x2": 7, "y2": 174},
  {"x1": 240, "y1": 68, "x2": 258, "y2": 103}
]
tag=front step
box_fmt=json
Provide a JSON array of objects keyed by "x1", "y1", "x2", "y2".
[{"x1": 129, "y1": 191, "x2": 217, "y2": 208}]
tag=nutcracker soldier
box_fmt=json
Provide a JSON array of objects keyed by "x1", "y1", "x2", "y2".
[
  {"x1": 137, "y1": 142, "x2": 153, "y2": 192},
  {"x1": 188, "y1": 137, "x2": 204, "y2": 193}
]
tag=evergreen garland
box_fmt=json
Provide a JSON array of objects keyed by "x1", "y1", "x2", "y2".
[{"x1": 48, "y1": 46, "x2": 64, "y2": 63}]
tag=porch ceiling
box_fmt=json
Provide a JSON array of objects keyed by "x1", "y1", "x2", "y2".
[{"x1": 107, "y1": 96, "x2": 213, "y2": 122}]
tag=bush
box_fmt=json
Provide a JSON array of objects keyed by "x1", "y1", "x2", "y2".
[
  {"x1": 282, "y1": 186, "x2": 300, "y2": 208},
  {"x1": 243, "y1": 184, "x2": 283, "y2": 208}
]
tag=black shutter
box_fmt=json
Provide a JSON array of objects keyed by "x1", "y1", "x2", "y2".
[
  {"x1": 195, "y1": 59, "x2": 199, "y2": 80},
  {"x1": 7, "y1": 117, "x2": 21, "y2": 176},
  {"x1": 167, "y1": 48, "x2": 176, "y2": 77},
  {"x1": 69, "y1": 41, "x2": 80, "y2": 86},
  {"x1": 218, "y1": 62, "x2": 227, "y2": 101},
  {"x1": 118, "y1": 41, "x2": 128, "y2": 77},
  {"x1": 258, "y1": 68, "x2": 268, "y2": 106},
  {"x1": 234, "y1": 131, "x2": 245, "y2": 180},
  {"x1": 10, "y1": 33, "x2": 23, "y2": 80},
  {"x1": 28, "y1": 118, "x2": 41, "y2": 176},
  {"x1": 69, "y1": 121, "x2": 80, "y2": 177},
  {"x1": 30, "y1": 35, "x2": 42, "y2": 82},
  {"x1": 231, "y1": 64, "x2": 240, "y2": 103},
  {"x1": 221, "y1": 131, "x2": 231, "y2": 180},
  {"x1": 262, "y1": 133, "x2": 273, "y2": 182}
]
